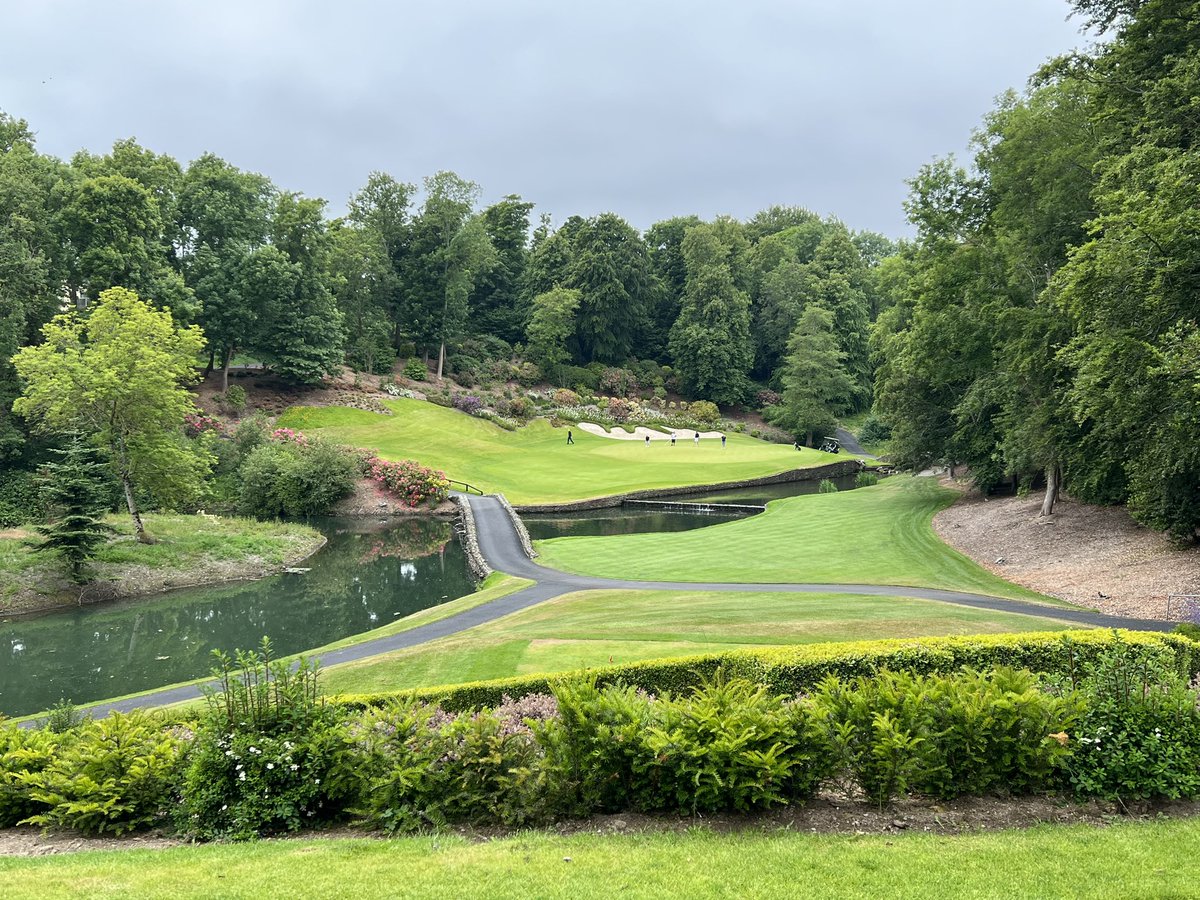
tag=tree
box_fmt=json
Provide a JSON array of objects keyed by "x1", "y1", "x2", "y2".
[
  {"x1": 772, "y1": 306, "x2": 854, "y2": 447},
  {"x1": 406, "y1": 172, "x2": 495, "y2": 379},
  {"x1": 11, "y1": 288, "x2": 211, "y2": 541},
  {"x1": 566, "y1": 213, "x2": 654, "y2": 363},
  {"x1": 668, "y1": 223, "x2": 753, "y2": 404},
  {"x1": 251, "y1": 194, "x2": 345, "y2": 384},
  {"x1": 525, "y1": 286, "x2": 581, "y2": 374},
  {"x1": 178, "y1": 153, "x2": 274, "y2": 388},
  {"x1": 29, "y1": 434, "x2": 115, "y2": 585},
  {"x1": 470, "y1": 194, "x2": 533, "y2": 343}
]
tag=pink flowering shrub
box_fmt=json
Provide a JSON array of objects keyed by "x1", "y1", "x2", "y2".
[
  {"x1": 183, "y1": 413, "x2": 224, "y2": 438},
  {"x1": 270, "y1": 427, "x2": 309, "y2": 447},
  {"x1": 366, "y1": 457, "x2": 450, "y2": 507}
]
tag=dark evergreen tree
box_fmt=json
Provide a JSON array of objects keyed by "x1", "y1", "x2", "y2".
[{"x1": 30, "y1": 434, "x2": 115, "y2": 585}]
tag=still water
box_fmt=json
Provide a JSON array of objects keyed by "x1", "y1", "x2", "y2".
[
  {"x1": 0, "y1": 518, "x2": 473, "y2": 718},
  {"x1": 521, "y1": 474, "x2": 862, "y2": 540},
  {"x1": 2, "y1": 475, "x2": 866, "y2": 717}
]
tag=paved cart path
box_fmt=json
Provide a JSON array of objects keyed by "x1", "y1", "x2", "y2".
[{"x1": 61, "y1": 494, "x2": 1171, "y2": 721}]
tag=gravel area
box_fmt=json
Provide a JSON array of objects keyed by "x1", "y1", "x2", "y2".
[{"x1": 933, "y1": 483, "x2": 1200, "y2": 621}]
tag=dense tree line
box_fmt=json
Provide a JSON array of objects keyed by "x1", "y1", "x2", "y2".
[
  {"x1": 872, "y1": 0, "x2": 1200, "y2": 540},
  {"x1": 1, "y1": 115, "x2": 891, "y2": 475}
]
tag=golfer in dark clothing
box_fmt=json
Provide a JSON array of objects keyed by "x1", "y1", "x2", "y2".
[{"x1": 567, "y1": 430, "x2": 574, "y2": 445}]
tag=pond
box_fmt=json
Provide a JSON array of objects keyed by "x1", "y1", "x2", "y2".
[
  {"x1": 0, "y1": 518, "x2": 474, "y2": 719},
  {"x1": 522, "y1": 474, "x2": 863, "y2": 540},
  {"x1": 1, "y1": 474, "x2": 869, "y2": 718}
]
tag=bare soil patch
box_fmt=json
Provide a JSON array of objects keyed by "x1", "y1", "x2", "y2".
[
  {"x1": 933, "y1": 482, "x2": 1200, "y2": 620},
  {"x1": 2, "y1": 794, "x2": 1195, "y2": 857}
]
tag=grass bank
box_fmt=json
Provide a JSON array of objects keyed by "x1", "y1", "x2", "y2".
[
  {"x1": 278, "y1": 398, "x2": 834, "y2": 505},
  {"x1": 0, "y1": 514, "x2": 325, "y2": 616},
  {"x1": 535, "y1": 476, "x2": 1054, "y2": 603},
  {"x1": 320, "y1": 587, "x2": 1079, "y2": 695},
  {"x1": 0, "y1": 818, "x2": 1194, "y2": 898}
]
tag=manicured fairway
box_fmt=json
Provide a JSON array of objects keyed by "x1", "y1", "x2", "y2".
[
  {"x1": 277, "y1": 399, "x2": 835, "y2": 505},
  {"x1": 0, "y1": 818, "x2": 1194, "y2": 899},
  {"x1": 535, "y1": 476, "x2": 1054, "y2": 602},
  {"x1": 319, "y1": 587, "x2": 1078, "y2": 695}
]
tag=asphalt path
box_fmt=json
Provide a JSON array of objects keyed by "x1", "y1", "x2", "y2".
[{"x1": 54, "y1": 493, "x2": 1171, "y2": 721}]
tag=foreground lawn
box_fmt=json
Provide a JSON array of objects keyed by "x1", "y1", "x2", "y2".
[
  {"x1": 0, "y1": 514, "x2": 324, "y2": 614},
  {"x1": 536, "y1": 476, "x2": 1053, "y2": 603},
  {"x1": 278, "y1": 398, "x2": 834, "y2": 505},
  {"x1": 320, "y1": 587, "x2": 1078, "y2": 695},
  {"x1": 1, "y1": 818, "x2": 1194, "y2": 899}
]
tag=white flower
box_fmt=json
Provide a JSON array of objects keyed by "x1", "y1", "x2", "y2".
[
  {"x1": 290, "y1": 764, "x2": 300, "y2": 771},
  {"x1": 267, "y1": 762, "x2": 275, "y2": 770},
  {"x1": 238, "y1": 771, "x2": 246, "y2": 781}
]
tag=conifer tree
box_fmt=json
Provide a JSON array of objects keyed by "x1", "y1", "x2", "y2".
[{"x1": 30, "y1": 434, "x2": 114, "y2": 585}]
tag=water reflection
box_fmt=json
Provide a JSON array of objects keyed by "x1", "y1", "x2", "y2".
[
  {"x1": 0, "y1": 517, "x2": 472, "y2": 718},
  {"x1": 522, "y1": 474, "x2": 863, "y2": 540}
]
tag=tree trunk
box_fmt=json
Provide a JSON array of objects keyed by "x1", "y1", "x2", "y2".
[
  {"x1": 204, "y1": 348, "x2": 215, "y2": 377},
  {"x1": 436, "y1": 341, "x2": 446, "y2": 382},
  {"x1": 221, "y1": 347, "x2": 232, "y2": 394},
  {"x1": 1040, "y1": 462, "x2": 1060, "y2": 517},
  {"x1": 948, "y1": 460, "x2": 956, "y2": 478},
  {"x1": 116, "y1": 436, "x2": 151, "y2": 543}
]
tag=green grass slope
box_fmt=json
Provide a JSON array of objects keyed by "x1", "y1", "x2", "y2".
[
  {"x1": 1, "y1": 819, "x2": 1194, "y2": 899},
  {"x1": 535, "y1": 476, "x2": 1054, "y2": 603},
  {"x1": 278, "y1": 398, "x2": 836, "y2": 505},
  {"x1": 319, "y1": 587, "x2": 1079, "y2": 695}
]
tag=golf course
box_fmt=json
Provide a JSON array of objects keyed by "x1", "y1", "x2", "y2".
[{"x1": 277, "y1": 398, "x2": 841, "y2": 505}]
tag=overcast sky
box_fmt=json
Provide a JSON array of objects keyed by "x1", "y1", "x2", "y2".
[{"x1": 2, "y1": 1, "x2": 1091, "y2": 237}]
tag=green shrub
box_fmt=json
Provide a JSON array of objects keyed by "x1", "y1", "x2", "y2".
[
  {"x1": 238, "y1": 438, "x2": 356, "y2": 518},
  {"x1": 1174, "y1": 623, "x2": 1200, "y2": 641},
  {"x1": 221, "y1": 384, "x2": 248, "y2": 415},
  {"x1": 857, "y1": 414, "x2": 892, "y2": 446},
  {"x1": 539, "y1": 681, "x2": 656, "y2": 815},
  {"x1": 689, "y1": 400, "x2": 720, "y2": 424},
  {"x1": 177, "y1": 640, "x2": 353, "y2": 840},
  {"x1": 354, "y1": 695, "x2": 558, "y2": 833},
  {"x1": 1064, "y1": 636, "x2": 1200, "y2": 801},
  {"x1": 403, "y1": 357, "x2": 427, "y2": 381},
  {"x1": 631, "y1": 676, "x2": 829, "y2": 814},
  {"x1": 855, "y1": 471, "x2": 880, "y2": 488},
  {"x1": 819, "y1": 479, "x2": 839, "y2": 493},
  {"x1": 0, "y1": 724, "x2": 62, "y2": 827},
  {"x1": 0, "y1": 469, "x2": 46, "y2": 527},
  {"x1": 17, "y1": 713, "x2": 183, "y2": 835}
]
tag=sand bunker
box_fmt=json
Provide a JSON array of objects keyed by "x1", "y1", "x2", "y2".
[{"x1": 577, "y1": 422, "x2": 723, "y2": 441}]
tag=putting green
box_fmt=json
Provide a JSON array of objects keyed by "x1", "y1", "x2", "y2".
[
  {"x1": 278, "y1": 398, "x2": 837, "y2": 505},
  {"x1": 319, "y1": 587, "x2": 1079, "y2": 695},
  {"x1": 535, "y1": 476, "x2": 1054, "y2": 603}
]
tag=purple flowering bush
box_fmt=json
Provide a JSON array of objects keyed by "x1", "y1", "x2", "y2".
[{"x1": 451, "y1": 393, "x2": 484, "y2": 416}]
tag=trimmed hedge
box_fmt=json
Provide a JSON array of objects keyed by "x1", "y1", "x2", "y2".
[{"x1": 334, "y1": 630, "x2": 1200, "y2": 713}]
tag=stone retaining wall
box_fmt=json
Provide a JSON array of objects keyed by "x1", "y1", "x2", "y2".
[
  {"x1": 496, "y1": 493, "x2": 538, "y2": 559},
  {"x1": 513, "y1": 460, "x2": 863, "y2": 513},
  {"x1": 451, "y1": 495, "x2": 492, "y2": 581}
]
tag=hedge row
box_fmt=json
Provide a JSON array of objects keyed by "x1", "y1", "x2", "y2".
[{"x1": 335, "y1": 629, "x2": 1200, "y2": 713}]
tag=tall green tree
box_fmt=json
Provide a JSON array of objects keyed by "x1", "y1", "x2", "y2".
[
  {"x1": 668, "y1": 223, "x2": 753, "y2": 404},
  {"x1": 566, "y1": 213, "x2": 653, "y2": 363},
  {"x1": 470, "y1": 194, "x2": 533, "y2": 343},
  {"x1": 178, "y1": 153, "x2": 274, "y2": 388},
  {"x1": 525, "y1": 286, "x2": 581, "y2": 374},
  {"x1": 772, "y1": 305, "x2": 854, "y2": 447},
  {"x1": 12, "y1": 288, "x2": 211, "y2": 541},
  {"x1": 249, "y1": 193, "x2": 344, "y2": 384}
]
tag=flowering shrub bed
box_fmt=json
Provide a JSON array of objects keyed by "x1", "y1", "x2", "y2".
[
  {"x1": 5, "y1": 633, "x2": 1199, "y2": 841},
  {"x1": 451, "y1": 394, "x2": 484, "y2": 416},
  {"x1": 366, "y1": 457, "x2": 450, "y2": 508},
  {"x1": 270, "y1": 427, "x2": 309, "y2": 447}
]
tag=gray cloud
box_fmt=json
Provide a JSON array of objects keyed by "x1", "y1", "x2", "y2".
[{"x1": 1, "y1": 1, "x2": 1087, "y2": 235}]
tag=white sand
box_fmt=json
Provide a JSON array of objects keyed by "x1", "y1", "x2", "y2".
[{"x1": 577, "y1": 422, "x2": 723, "y2": 441}]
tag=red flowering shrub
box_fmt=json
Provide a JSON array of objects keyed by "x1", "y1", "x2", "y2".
[
  {"x1": 184, "y1": 413, "x2": 224, "y2": 438},
  {"x1": 270, "y1": 427, "x2": 309, "y2": 447}
]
